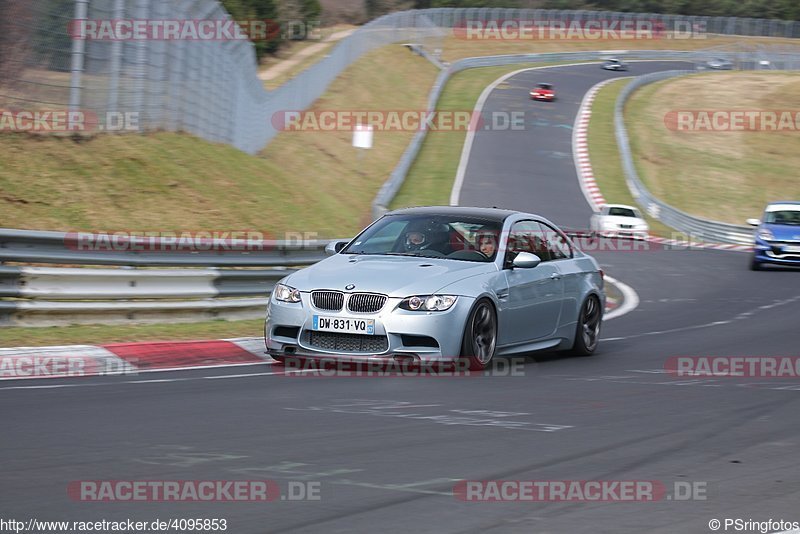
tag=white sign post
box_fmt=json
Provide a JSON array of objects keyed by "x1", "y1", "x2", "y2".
[
  {"x1": 353, "y1": 124, "x2": 373, "y2": 164},
  {"x1": 353, "y1": 124, "x2": 373, "y2": 147}
]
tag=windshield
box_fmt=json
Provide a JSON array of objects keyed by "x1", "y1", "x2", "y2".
[
  {"x1": 342, "y1": 214, "x2": 503, "y2": 262},
  {"x1": 764, "y1": 209, "x2": 800, "y2": 225},
  {"x1": 608, "y1": 207, "x2": 638, "y2": 218}
]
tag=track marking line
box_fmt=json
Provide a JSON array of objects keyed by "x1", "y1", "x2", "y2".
[
  {"x1": 450, "y1": 61, "x2": 603, "y2": 206},
  {"x1": 604, "y1": 275, "x2": 639, "y2": 321},
  {"x1": 603, "y1": 294, "x2": 800, "y2": 341}
]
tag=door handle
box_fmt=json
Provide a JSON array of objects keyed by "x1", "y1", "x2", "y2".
[{"x1": 550, "y1": 273, "x2": 561, "y2": 280}]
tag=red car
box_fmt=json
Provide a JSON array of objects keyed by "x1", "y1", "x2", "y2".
[{"x1": 530, "y1": 83, "x2": 555, "y2": 101}]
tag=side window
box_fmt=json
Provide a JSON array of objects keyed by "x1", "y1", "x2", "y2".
[
  {"x1": 506, "y1": 221, "x2": 551, "y2": 265},
  {"x1": 537, "y1": 222, "x2": 572, "y2": 260}
]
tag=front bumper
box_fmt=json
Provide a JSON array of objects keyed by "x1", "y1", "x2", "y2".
[
  {"x1": 753, "y1": 239, "x2": 800, "y2": 266},
  {"x1": 597, "y1": 230, "x2": 649, "y2": 240},
  {"x1": 265, "y1": 292, "x2": 477, "y2": 362},
  {"x1": 530, "y1": 93, "x2": 554, "y2": 101}
]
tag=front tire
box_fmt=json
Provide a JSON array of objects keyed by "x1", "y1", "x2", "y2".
[
  {"x1": 571, "y1": 295, "x2": 602, "y2": 356},
  {"x1": 461, "y1": 299, "x2": 497, "y2": 371},
  {"x1": 750, "y1": 255, "x2": 763, "y2": 271}
]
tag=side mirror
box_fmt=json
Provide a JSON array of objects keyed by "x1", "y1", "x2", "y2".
[
  {"x1": 512, "y1": 252, "x2": 541, "y2": 269},
  {"x1": 325, "y1": 241, "x2": 348, "y2": 256},
  {"x1": 746, "y1": 218, "x2": 761, "y2": 227}
]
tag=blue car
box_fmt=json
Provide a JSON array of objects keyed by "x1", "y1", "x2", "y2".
[{"x1": 747, "y1": 202, "x2": 800, "y2": 270}]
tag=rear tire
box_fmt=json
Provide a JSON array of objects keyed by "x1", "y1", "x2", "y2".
[
  {"x1": 571, "y1": 295, "x2": 602, "y2": 356},
  {"x1": 461, "y1": 299, "x2": 497, "y2": 371}
]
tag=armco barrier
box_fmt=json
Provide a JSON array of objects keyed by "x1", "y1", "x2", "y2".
[
  {"x1": 0, "y1": 229, "x2": 336, "y2": 327},
  {"x1": 614, "y1": 70, "x2": 759, "y2": 245},
  {"x1": 0, "y1": 229, "x2": 332, "y2": 267}
]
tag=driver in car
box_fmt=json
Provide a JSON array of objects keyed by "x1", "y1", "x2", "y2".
[
  {"x1": 403, "y1": 221, "x2": 451, "y2": 254},
  {"x1": 476, "y1": 229, "x2": 498, "y2": 259}
]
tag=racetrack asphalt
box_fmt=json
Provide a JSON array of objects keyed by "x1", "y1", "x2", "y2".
[{"x1": 2, "y1": 61, "x2": 799, "y2": 534}]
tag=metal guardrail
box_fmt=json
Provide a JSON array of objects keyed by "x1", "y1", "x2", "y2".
[
  {"x1": 0, "y1": 229, "x2": 332, "y2": 267},
  {"x1": 0, "y1": 229, "x2": 335, "y2": 326},
  {"x1": 614, "y1": 70, "x2": 772, "y2": 245}
]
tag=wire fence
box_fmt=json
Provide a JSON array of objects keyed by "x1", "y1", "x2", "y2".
[{"x1": 2, "y1": 4, "x2": 799, "y2": 154}]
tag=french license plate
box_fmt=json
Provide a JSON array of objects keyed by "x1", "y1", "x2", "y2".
[
  {"x1": 313, "y1": 316, "x2": 375, "y2": 335},
  {"x1": 783, "y1": 245, "x2": 800, "y2": 253}
]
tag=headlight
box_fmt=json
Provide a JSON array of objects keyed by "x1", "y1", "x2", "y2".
[
  {"x1": 757, "y1": 229, "x2": 774, "y2": 242},
  {"x1": 400, "y1": 295, "x2": 457, "y2": 312},
  {"x1": 274, "y1": 283, "x2": 301, "y2": 303}
]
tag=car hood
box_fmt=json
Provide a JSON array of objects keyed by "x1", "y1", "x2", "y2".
[
  {"x1": 285, "y1": 254, "x2": 497, "y2": 297},
  {"x1": 764, "y1": 223, "x2": 800, "y2": 241}
]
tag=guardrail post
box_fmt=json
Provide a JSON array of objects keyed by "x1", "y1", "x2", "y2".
[
  {"x1": 69, "y1": 0, "x2": 90, "y2": 125},
  {"x1": 107, "y1": 0, "x2": 125, "y2": 114}
]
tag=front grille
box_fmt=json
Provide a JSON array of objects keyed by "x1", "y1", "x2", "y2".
[
  {"x1": 618, "y1": 224, "x2": 634, "y2": 229},
  {"x1": 312, "y1": 291, "x2": 344, "y2": 311},
  {"x1": 308, "y1": 331, "x2": 388, "y2": 353},
  {"x1": 347, "y1": 293, "x2": 387, "y2": 313}
]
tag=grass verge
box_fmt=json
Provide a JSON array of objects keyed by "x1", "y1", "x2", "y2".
[
  {"x1": 587, "y1": 78, "x2": 675, "y2": 237},
  {"x1": 625, "y1": 71, "x2": 800, "y2": 224},
  {"x1": 0, "y1": 45, "x2": 438, "y2": 238},
  {"x1": 0, "y1": 319, "x2": 263, "y2": 347}
]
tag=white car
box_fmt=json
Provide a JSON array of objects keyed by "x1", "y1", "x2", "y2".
[
  {"x1": 590, "y1": 204, "x2": 649, "y2": 240},
  {"x1": 601, "y1": 59, "x2": 628, "y2": 71}
]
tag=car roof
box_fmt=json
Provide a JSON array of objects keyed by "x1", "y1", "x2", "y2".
[
  {"x1": 766, "y1": 201, "x2": 800, "y2": 211},
  {"x1": 385, "y1": 206, "x2": 520, "y2": 222}
]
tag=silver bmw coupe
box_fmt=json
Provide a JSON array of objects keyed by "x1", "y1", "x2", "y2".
[{"x1": 265, "y1": 207, "x2": 605, "y2": 369}]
